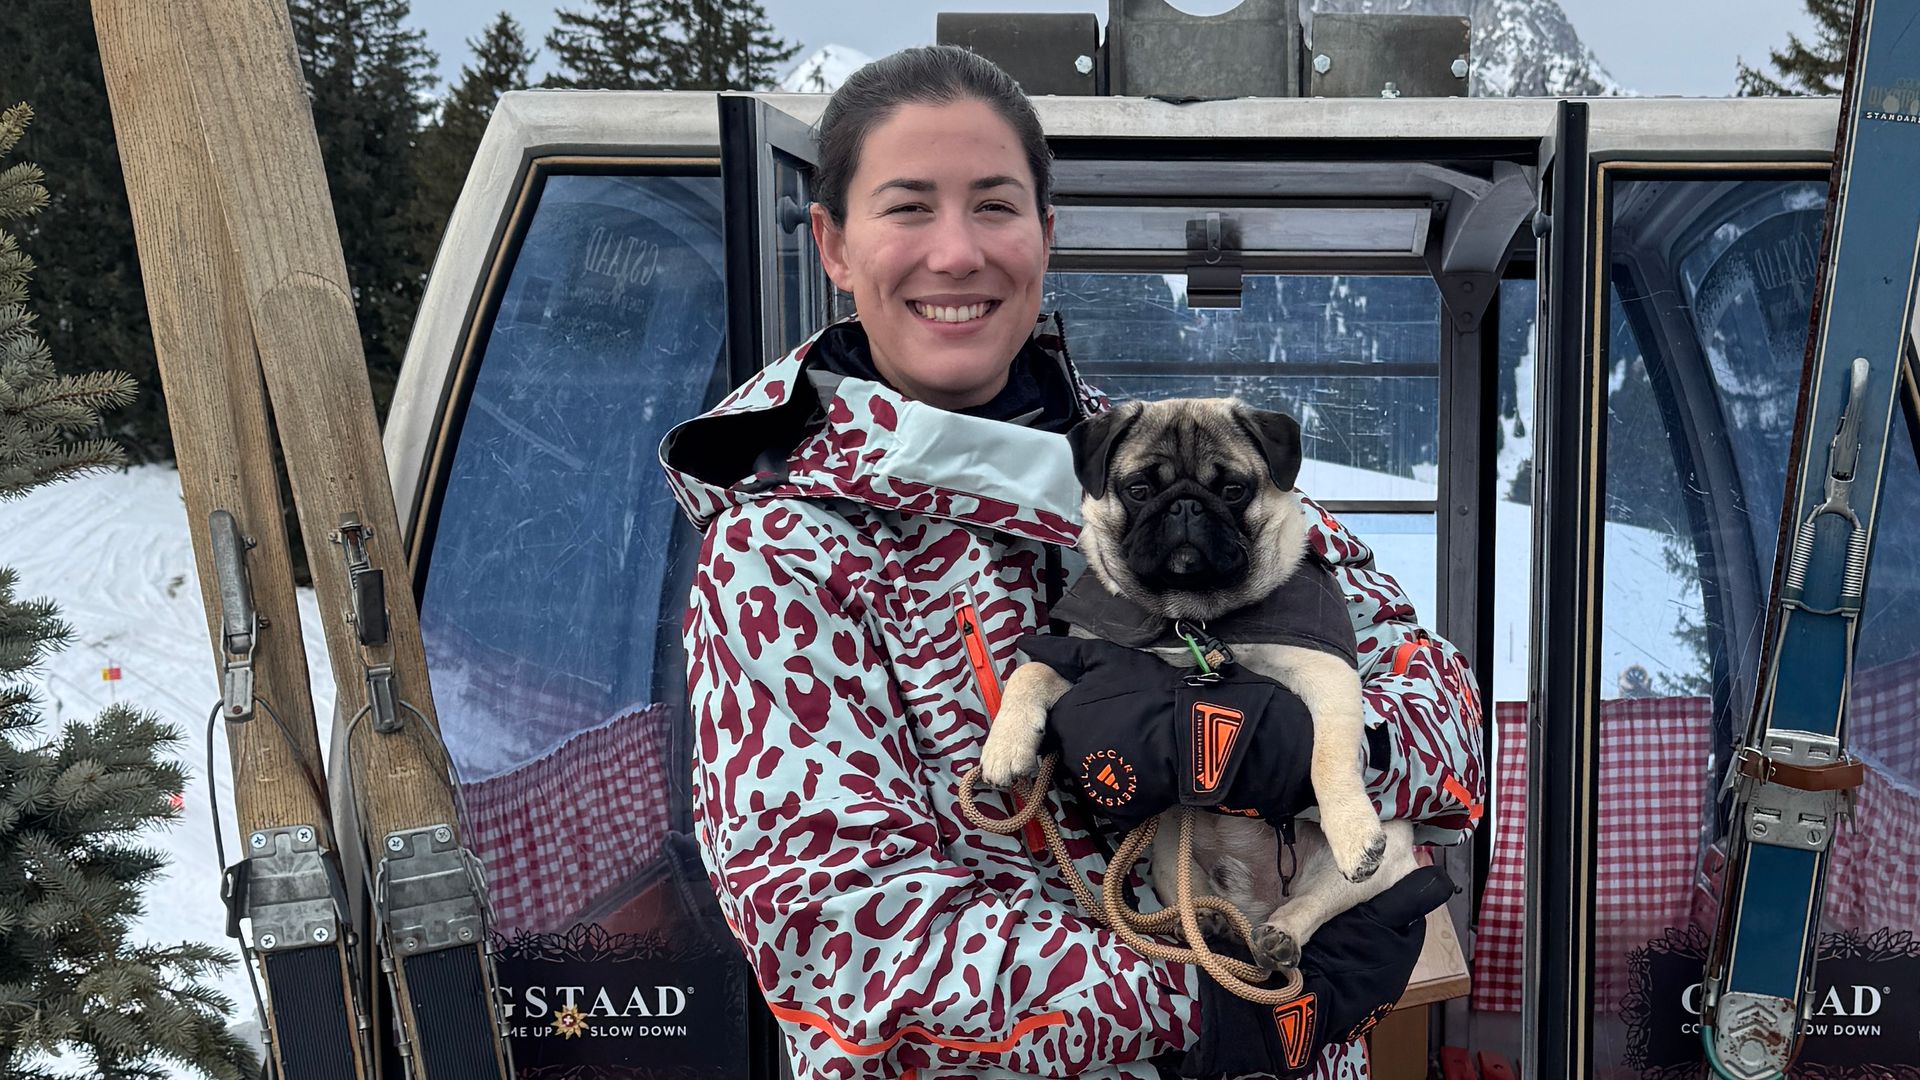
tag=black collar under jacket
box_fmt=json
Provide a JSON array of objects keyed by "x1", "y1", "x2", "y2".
[
  {"x1": 1051, "y1": 557, "x2": 1359, "y2": 668},
  {"x1": 805, "y1": 315, "x2": 1084, "y2": 434}
]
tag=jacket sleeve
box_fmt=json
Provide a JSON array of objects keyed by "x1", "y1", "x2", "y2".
[
  {"x1": 1300, "y1": 495, "x2": 1486, "y2": 846},
  {"x1": 683, "y1": 503, "x2": 1202, "y2": 1079}
]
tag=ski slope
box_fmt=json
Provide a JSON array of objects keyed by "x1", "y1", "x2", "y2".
[
  {"x1": 0, "y1": 459, "x2": 1695, "y2": 1073},
  {"x1": 0, "y1": 464, "x2": 337, "y2": 1071}
]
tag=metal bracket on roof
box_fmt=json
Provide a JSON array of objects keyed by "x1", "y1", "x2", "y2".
[{"x1": 1184, "y1": 212, "x2": 1243, "y2": 309}]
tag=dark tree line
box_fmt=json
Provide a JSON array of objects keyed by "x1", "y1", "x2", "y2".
[{"x1": 0, "y1": 0, "x2": 794, "y2": 464}]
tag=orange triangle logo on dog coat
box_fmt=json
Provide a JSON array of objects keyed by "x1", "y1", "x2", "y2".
[
  {"x1": 1191, "y1": 701, "x2": 1244, "y2": 794},
  {"x1": 1272, "y1": 993, "x2": 1316, "y2": 1070}
]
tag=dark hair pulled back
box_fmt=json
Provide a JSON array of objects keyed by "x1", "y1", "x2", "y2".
[{"x1": 813, "y1": 45, "x2": 1053, "y2": 225}]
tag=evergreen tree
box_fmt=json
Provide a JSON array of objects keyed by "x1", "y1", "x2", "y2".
[
  {"x1": 289, "y1": 0, "x2": 438, "y2": 423},
  {"x1": 0, "y1": 102, "x2": 257, "y2": 1080},
  {"x1": 657, "y1": 0, "x2": 801, "y2": 91},
  {"x1": 1736, "y1": 0, "x2": 1854, "y2": 96},
  {"x1": 416, "y1": 13, "x2": 537, "y2": 266},
  {"x1": 544, "y1": 0, "x2": 672, "y2": 90},
  {"x1": 0, "y1": 0, "x2": 167, "y2": 463}
]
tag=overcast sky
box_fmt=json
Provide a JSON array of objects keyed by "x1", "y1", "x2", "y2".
[{"x1": 407, "y1": 0, "x2": 1820, "y2": 99}]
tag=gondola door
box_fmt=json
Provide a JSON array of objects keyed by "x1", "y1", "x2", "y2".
[{"x1": 719, "y1": 94, "x2": 834, "y2": 381}]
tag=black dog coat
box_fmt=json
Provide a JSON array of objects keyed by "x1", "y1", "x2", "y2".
[{"x1": 1030, "y1": 558, "x2": 1358, "y2": 832}]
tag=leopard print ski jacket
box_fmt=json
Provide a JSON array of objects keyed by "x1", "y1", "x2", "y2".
[{"x1": 659, "y1": 319, "x2": 1484, "y2": 1079}]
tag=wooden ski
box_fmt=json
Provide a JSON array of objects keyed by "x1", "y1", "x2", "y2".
[{"x1": 91, "y1": 1, "x2": 512, "y2": 1076}]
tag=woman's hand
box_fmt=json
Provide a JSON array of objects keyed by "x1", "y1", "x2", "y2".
[
  {"x1": 1014, "y1": 634, "x2": 1323, "y2": 833},
  {"x1": 1174, "y1": 864, "x2": 1456, "y2": 1078}
]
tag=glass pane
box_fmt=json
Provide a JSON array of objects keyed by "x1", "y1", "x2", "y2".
[
  {"x1": 1470, "y1": 277, "x2": 1537, "y2": 1070},
  {"x1": 1046, "y1": 272, "x2": 1442, "y2": 500},
  {"x1": 1588, "y1": 174, "x2": 1920, "y2": 1078},
  {"x1": 1337, "y1": 512, "x2": 1437, "y2": 620},
  {"x1": 771, "y1": 151, "x2": 823, "y2": 355},
  {"x1": 418, "y1": 171, "x2": 750, "y2": 1077}
]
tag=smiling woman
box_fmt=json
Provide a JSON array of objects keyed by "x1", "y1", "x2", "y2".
[
  {"x1": 806, "y1": 66, "x2": 1055, "y2": 408},
  {"x1": 654, "y1": 43, "x2": 1483, "y2": 1080}
]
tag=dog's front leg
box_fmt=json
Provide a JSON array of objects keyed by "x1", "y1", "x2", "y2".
[
  {"x1": 1254, "y1": 820, "x2": 1417, "y2": 970},
  {"x1": 979, "y1": 662, "x2": 1072, "y2": 786},
  {"x1": 1270, "y1": 648, "x2": 1386, "y2": 883}
]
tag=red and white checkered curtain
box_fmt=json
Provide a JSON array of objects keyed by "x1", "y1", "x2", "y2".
[
  {"x1": 458, "y1": 703, "x2": 677, "y2": 933},
  {"x1": 1474, "y1": 653, "x2": 1920, "y2": 1014}
]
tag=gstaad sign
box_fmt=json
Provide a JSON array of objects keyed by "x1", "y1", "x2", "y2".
[
  {"x1": 491, "y1": 923, "x2": 751, "y2": 1078},
  {"x1": 1623, "y1": 926, "x2": 1920, "y2": 1079}
]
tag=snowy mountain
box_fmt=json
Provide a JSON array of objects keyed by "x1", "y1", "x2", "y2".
[
  {"x1": 1307, "y1": 0, "x2": 1625, "y2": 96},
  {"x1": 778, "y1": 44, "x2": 874, "y2": 93}
]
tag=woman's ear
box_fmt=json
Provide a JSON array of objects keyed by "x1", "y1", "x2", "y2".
[
  {"x1": 810, "y1": 202, "x2": 853, "y2": 293},
  {"x1": 1043, "y1": 205, "x2": 1056, "y2": 248}
]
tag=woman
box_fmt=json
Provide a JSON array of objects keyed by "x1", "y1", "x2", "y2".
[{"x1": 658, "y1": 45, "x2": 1483, "y2": 1079}]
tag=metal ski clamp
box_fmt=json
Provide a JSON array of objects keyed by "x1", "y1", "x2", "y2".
[
  {"x1": 1781, "y1": 357, "x2": 1872, "y2": 616},
  {"x1": 378, "y1": 825, "x2": 486, "y2": 957},
  {"x1": 332, "y1": 513, "x2": 391, "y2": 649},
  {"x1": 332, "y1": 513, "x2": 402, "y2": 732},
  {"x1": 1704, "y1": 988, "x2": 1800, "y2": 1080},
  {"x1": 240, "y1": 825, "x2": 341, "y2": 953},
  {"x1": 210, "y1": 510, "x2": 258, "y2": 722},
  {"x1": 1734, "y1": 730, "x2": 1859, "y2": 851}
]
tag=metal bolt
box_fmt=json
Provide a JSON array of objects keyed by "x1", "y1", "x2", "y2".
[
  {"x1": 251, "y1": 832, "x2": 268, "y2": 849},
  {"x1": 259, "y1": 934, "x2": 278, "y2": 950},
  {"x1": 1074, "y1": 54, "x2": 1093, "y2": 75},
  {"x1": 1381, "y1": 81, "x2": 1402, "y2": 100},
  {"x1": 1808, "y1": 829, "x2": 1824, "y2": 846},
  {"x1": 1313, "y1": 53, "x2": 1331, "y2": 75},
  {"x1": 459, "y1": 927, "x2": 475, "y2": 943},
  {"x1": 1452, "y1": 56, "x2": 1469, "y2": 79},
  {"x1": 314, "y1": 926, "x2": 331, "y2": 943},
  {"x1": 433, "y1": 826, "x2": 452, "y2": 844},
  {"x1": 296, "y1": 827, "x2": 314, "y2": 844},
  {"x1": 387, "y1": 835, "x2": 406, "y2": 852},
  {"x1": 403, "y1": 936, "x2": 419, "y2": 953},
  {"x1": 258, "y1": 616, "x2": 271, "y2": 629},
  {"x1": 1752, "y1": 821, "x2": 1770, "y2": 838}
]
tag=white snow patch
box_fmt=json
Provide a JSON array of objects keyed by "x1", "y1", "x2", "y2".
[{"x1": 0, "y1": 464, "x2": 337, "y2": 1072}]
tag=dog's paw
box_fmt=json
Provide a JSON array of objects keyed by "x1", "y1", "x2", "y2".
[
  {"x1": 1195, "y1": 905, "x2": 1236, "y2": 943},
  {"x1": 978, "y1": 704, "x2": 1046, "y2": 787},
  {"x1": 1329, "y1": 818, "x2": 1388, "y2": 883},
  {"x1": 1252, "y1": 922, "x2": 1302, "y2": 972}
]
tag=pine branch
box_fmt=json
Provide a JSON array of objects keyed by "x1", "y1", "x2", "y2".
[{"x1": 0, "y1": 103, "x2": 32, "y2": 160}]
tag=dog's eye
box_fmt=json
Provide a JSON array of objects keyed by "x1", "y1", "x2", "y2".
[
  {"x1": 1125, "y1": 482, "x2": 1152, "y2": 501},
  {"x1": 1220, "y1": 482, "x2": 1247, "y2": 501}
]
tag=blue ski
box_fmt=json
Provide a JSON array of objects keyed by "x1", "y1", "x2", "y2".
[{"x1": 1701, "y1": 2, "x2": 1920, "y2": 1077}]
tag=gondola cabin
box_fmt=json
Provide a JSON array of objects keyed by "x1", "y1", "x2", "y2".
[{"x1": 374, "y1": 63, "x2": 1920, "y2": 1080}]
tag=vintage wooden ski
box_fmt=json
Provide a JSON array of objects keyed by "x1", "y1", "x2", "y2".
[
  {"x1": 91, "y1": 4, "x2": 374, "y2": 1077},
  {"x1": 1700, "y1": 1, "x2": 1920, "y2": 1076},
  {"x1": 90, "y1": 1, "x2": 512, "y2": 1077}
]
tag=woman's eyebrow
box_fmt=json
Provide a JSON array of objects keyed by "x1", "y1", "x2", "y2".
[{"x1": 870, "y1": 175, "x2": 1028, "y2": 197}]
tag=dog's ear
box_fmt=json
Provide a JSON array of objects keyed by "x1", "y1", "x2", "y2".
[
  {"x1": 1067, "y1": 404, "x2": 1141, "y2": 498},
  {"x1": 1235, "y1": 407, "x2": 1303, "y2": 492}
]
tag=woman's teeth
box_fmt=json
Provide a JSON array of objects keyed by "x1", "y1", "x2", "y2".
[{"x1": 911, "y1": 300, "x2": 993, "y2": 323}]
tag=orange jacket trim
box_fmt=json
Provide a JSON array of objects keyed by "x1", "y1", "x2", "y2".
[{"x1": 763, "y1": 1000, "x2": 1069, "y2": 1057}]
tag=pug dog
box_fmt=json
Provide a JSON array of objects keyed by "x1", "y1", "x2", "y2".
[{"x1": 979, "y1": 398, "x2": 1418, "y2": 971}]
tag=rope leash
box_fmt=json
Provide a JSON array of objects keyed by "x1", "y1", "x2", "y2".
[{"x1": 958, "y1": 755, "x2": 1304, "y2": 1004}]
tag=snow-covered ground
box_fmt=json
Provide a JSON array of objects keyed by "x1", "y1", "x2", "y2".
[
  {"x1": 0, "y1": 465, "x2": 337, "y2": 1071},
  {"x1": 0, "y1": 456, "x2": 1696, "y2": 1073}
]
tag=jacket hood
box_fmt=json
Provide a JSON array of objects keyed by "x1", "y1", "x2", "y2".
[{"x1": 658, "y1": 313, "x2": 1102, "y2": 544}]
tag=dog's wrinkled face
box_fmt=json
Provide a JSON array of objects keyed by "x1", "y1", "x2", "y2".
[{"x1": 1069, "y1": 399, "x2": 1309, "y2": 620}]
